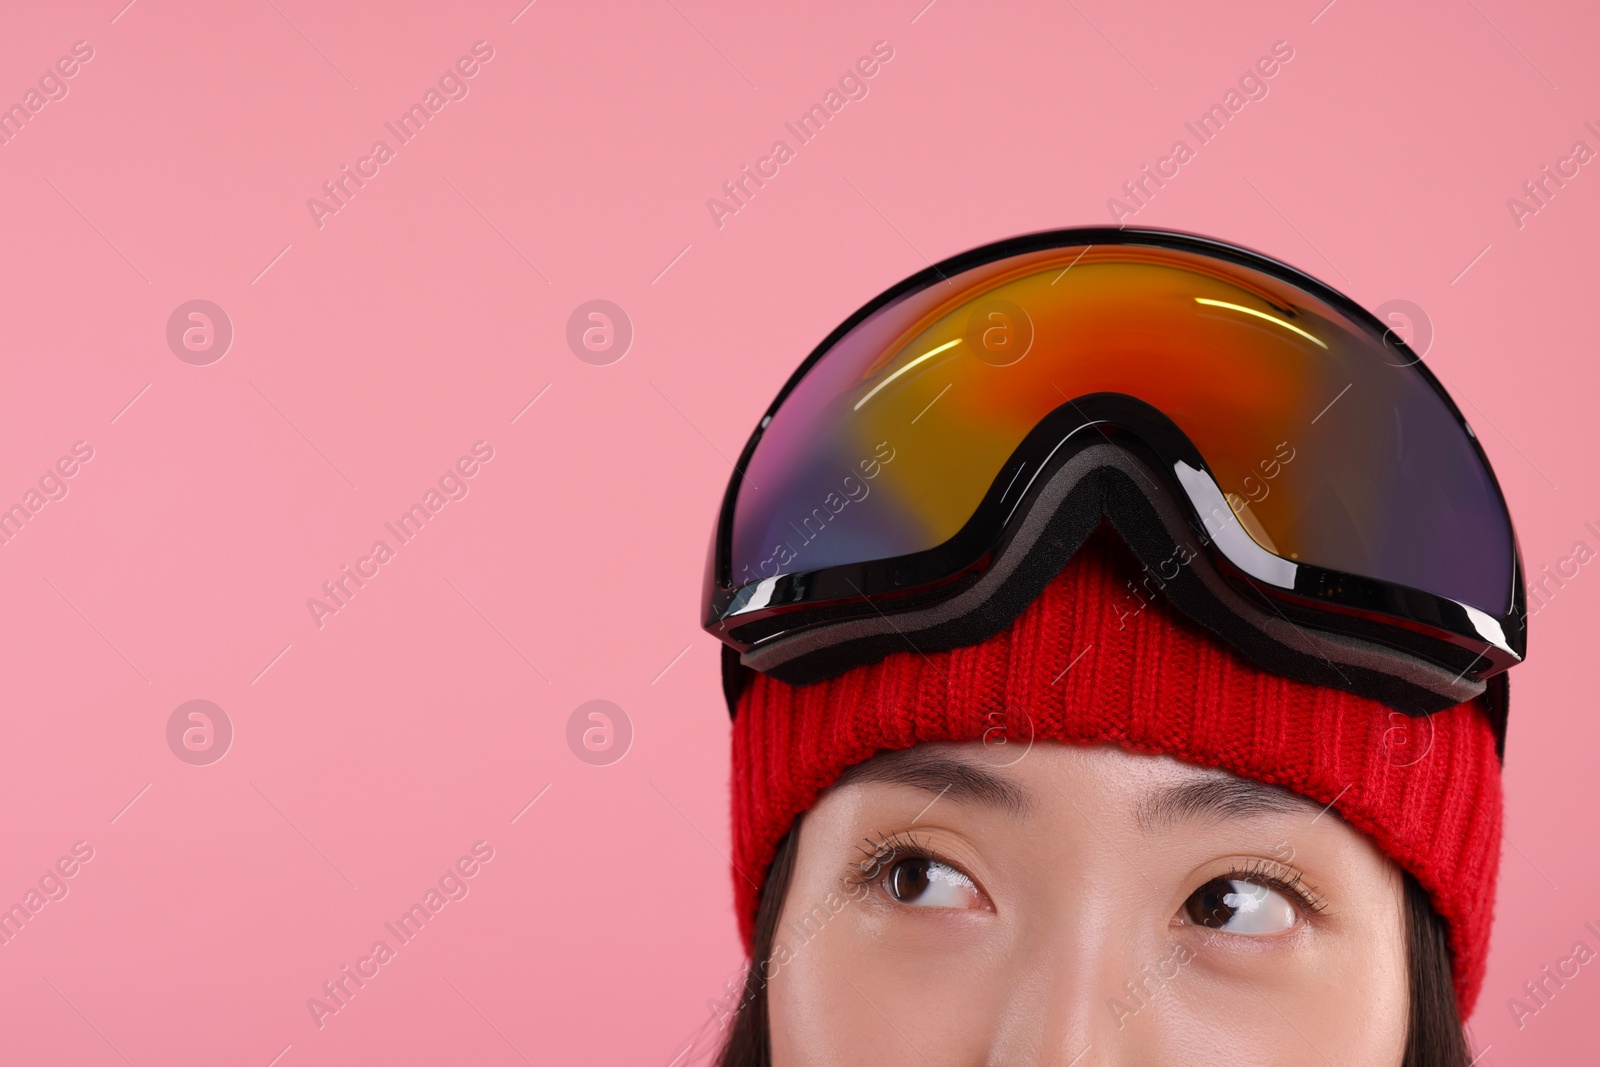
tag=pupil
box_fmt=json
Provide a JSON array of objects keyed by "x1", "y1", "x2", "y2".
[
  {"x1": 889, "y1": 858, "x2": 931, "y2": 900},
  {"x1": 1187, "y1": 878, "x2": 1238, "y2": 927}
]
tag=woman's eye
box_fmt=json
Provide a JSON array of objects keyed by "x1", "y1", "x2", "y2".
[
  {"x1": 882, "y1": 856, "x2": 983, "y2": 909},
  {"x1": 1181, "y1": 877, "x2": 1298, "y2": 935}
]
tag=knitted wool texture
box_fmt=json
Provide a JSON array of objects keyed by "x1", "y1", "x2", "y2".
[{"x1": 730, "y1": 524, "x2": 1503, "y2": 1018}]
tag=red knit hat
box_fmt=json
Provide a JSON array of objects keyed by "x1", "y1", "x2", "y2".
[{"x1": 730, "y1": 521, "x2": 1503, "y2": 1017}]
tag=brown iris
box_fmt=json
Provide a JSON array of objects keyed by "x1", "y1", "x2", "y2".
[
  {"x1": 1185, "y1": 877, "x2": 1248, "y2": 928},
  {"x1": 887, "y1": 857, "x2": 933, "y2": 902}
]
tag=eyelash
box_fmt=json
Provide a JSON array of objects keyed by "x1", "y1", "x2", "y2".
[
  {"x1": 845, "y1": 829, "x2": 943, "y2": 891},
  {"x1": 847, "y1": 831, "x2": 1329, "y2": 919},
  {"x1": 1213, "y1": 858, "x2": 1329, "y2": 917}
]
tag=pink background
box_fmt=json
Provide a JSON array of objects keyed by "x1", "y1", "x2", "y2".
[{"x1": 0, "y1": 0, "x2": 1595, "y2": 1062}]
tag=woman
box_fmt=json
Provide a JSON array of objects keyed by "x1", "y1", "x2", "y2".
[{"x1": 700, "y1": 229, "x2": 1525, "y2": 1064}]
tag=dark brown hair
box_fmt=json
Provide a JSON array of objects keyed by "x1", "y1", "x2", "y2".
[{"x1": 716, "y1": 818, "x2": 1472, "y2": 1066}]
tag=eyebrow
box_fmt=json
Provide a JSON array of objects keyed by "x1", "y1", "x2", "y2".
[
  {"x1": 1134, "y1": 775, "x2": 1322, "y2": 834},
  {"x1": 832, "y1": 747, "x2": 1032, "y2": 816},
  {"x1": 830, "y1": 748, "x2": 1324, "y2": 830}
]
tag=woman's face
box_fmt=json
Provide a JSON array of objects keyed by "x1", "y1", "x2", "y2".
[{"x1": 766, "y1": 741, "x2": 1409, "y2": 1065}]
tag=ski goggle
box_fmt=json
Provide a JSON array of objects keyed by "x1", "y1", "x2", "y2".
[{"x1": 703, "y1": 228, "x2": 1524, "y2": 744}]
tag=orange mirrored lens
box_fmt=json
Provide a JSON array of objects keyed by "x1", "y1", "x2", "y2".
[{"x1": 731, "y1": 238, "x2": 1511, "y2": 615}]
